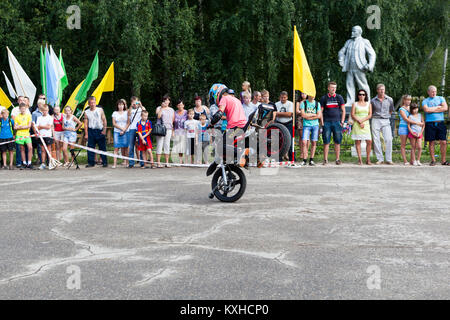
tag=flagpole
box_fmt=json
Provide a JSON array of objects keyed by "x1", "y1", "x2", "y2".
[
  {"x1": 292, "y1": 27, "x2": 296, "y2": 164},
  {"x1": 7, "y1": 47, "x2": 26, "y2": 98}
]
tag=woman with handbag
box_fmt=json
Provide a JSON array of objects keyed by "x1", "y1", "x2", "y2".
[
  {"x1": 155, "y1": 95, "x2": 175, "y2": 168},
  {"x1": 172, "y1": 99, "x2": 188, "y2": 164}
]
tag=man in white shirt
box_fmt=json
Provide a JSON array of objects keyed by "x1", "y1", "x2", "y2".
[
  {"x1": 11, "y1": 96, "x2": 30, "y2": 119},
  {"x1": 249, "y1": 91, "x2": 261, "y2": 110},
  {"x1": 35, "y1": 105, "x2": 54, "y2": 170},
  {"x1": 275, "y1": 91, "x2": 294, "y2": 161},
  {"x1": 84, "y1": 96, "x2": 108, "y2": 167}
]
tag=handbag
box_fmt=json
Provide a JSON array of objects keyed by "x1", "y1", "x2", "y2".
[
  {"x1": 152, "y1": 123, "x2": 167, "y2": 136},
  {"x1": 347, "y1": 103, "x2": 354, "y2": 125}
]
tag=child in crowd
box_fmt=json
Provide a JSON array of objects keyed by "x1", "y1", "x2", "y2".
[
  {"x1": 184, "y1": 109, "x2": 200, "y2": 164},
  {"x1": 0, "y1": 109, "x2": 15, "y2": 170},
  {"x1": 62, "y1": 106, "x2": 82, "y2": 166},
  {"x1": 198, "y1": 114, "x2": 212, "y2": 164},
  {"x1": 35, "y1": 105, "x2": 55, "y2": 170},
  {"x1": 300, "y1": 95, "x2": 322, "y2": 166},
  {"x1": 53, "y1": 106, "x2": 64, "y2": 162},
  {"x1": 136, "y1": 110, "x2": 155, "y2": 169},
  {"x1": 407, "y1": 103, "x2": 425, "y2": 166},
  {"x1": 240, "y1": 81, "x2": 252, "y2": 104},
  {"x1": 14, "y1": 103, "x2": 33, "y2": 169},
  {"x1": 242, "y1": 92, "x2": 257, "y2": 121}
]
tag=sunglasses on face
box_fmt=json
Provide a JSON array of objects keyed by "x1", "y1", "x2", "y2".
[{"x1": 358, "y1": 93, "x2": 366, "y2": 96}]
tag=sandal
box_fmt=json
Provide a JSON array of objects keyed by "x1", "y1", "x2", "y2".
[
  {"x1": 430, "y1": 161, "x2": 436, "y2": 166},
  {"x1": 441, "y1": 161, "x2": 450, "y2": 166}
]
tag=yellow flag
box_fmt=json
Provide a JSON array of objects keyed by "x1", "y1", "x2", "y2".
[
  {"x1": 82, "y1": 62, "x2": 114, "y2": 111},
  {"x1": 0, "y1": 87, "x2": 13, "y2": 109},
  {"x1": 65, "y1": 80, "x2": 85, "y2": 112},
  {"x1": 293, "y1": 26, "x2": 316, "y2": 97}
]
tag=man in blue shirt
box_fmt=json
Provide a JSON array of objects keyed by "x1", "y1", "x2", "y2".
[{"x1": 422, "y1": 85, "x2": 448, "y2": 166}]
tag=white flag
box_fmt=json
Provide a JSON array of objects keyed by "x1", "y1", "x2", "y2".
[
  {"x1": 49, "y1": 45, "x2": 65, "y2": 81},
  {"x1": 2, "y1": 71, "x2": 17, "y2": 99},
  {"x1": 7, "y1": 47, "x2": 37, "y2": 105},
  {"x1": 49, "y1": 45, "x2": 65, "y2": 106}
]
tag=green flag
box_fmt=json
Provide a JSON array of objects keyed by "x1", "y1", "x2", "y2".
[
  {"x1": 58, "y1": 49, "x2": 68, "y2": 103},
  {"x1": 40, "y1": 45, "x2": 47, "y2": 95},
  {"x1": 74, "y1": 51, "x2": 99, "y2": 105}
]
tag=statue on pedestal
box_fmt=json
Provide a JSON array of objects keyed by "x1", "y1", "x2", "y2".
[{"x1": 338, "y1": 26, "x2": 376, "y2": 106}]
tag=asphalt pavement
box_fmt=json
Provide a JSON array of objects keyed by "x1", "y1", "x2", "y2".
[{"x1": 0, "y1": 164, "x2": 448, "y2": 299}]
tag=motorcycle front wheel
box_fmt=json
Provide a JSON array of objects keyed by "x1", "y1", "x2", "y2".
[{"x1": 211, "y1": 165, "x2": 247, "y2": 202}]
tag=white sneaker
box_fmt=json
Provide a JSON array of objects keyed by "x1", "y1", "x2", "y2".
[
  {"x1": 416, "y1": 161, "x2": 422, "y2": 166},
  {"x1": 413, "y1": 161, "x2": 418, "y2": 166},
  {"x1": 404, "y1": 162, "x2": 410, "y2": 166},
  {"x1": 39, "y1": 164, "x2": 46, "y2": 170}
]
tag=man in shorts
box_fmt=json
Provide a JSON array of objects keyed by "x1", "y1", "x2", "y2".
[
  {"x1": 14, "y1": 103, "x2": 33, "y2": 169},
  {"x1": 320, "y1": 81, "x2": 346, "y2": 165},
  {"x1": 300, "y1": 95, "x2": 322, "y2": 166},
  {"x1": 422, "y1": 85, "x2": 448, "y2": 166}
]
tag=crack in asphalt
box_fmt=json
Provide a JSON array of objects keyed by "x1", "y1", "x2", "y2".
[
  {"x1": 50, "y1": 228, "x2": 94, "y2": 255},
  {"x1": 0, "y1": 249, "x2": 137, "y2": 284}
]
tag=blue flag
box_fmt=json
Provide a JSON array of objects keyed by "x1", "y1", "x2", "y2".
[{"x1": 45, "y1": 46, "x2": 58, "y2": 106}]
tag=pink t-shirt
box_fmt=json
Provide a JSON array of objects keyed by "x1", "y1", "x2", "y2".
[{"x1": 219, "y1": 95, "x2": 247, "y2": 129}]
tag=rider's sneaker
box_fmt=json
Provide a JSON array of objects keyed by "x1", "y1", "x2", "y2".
[
  {"x1": 301, "y1": 160, "x2": 307, "y2": 166},
  {"x1": 239, "y1": 148, "x2": 250, "y2": 167},
  {"x1": 309, "y1": 160, "x2": 316, "y2": 166}
]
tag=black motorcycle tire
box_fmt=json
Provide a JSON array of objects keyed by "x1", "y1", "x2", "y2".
[
  {"x1": 264, "y1": 123, "x2": 291, "y2": 158},
  {"x1": 211, "y1": 165, "x2": 247, "y2": 202}
]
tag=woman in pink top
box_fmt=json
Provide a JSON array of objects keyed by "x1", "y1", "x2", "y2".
[{"x1": 53, "y1": 106, "x2": 64, "y2": 162}]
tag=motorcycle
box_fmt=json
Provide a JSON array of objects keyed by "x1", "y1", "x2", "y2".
[{"x1": 207, "y1": 103, "x2": 290, "y2": 202}]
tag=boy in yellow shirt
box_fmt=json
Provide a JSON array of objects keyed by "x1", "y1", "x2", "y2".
[{"x1": 14, "y1": 103, "x2": 33, "y2": 169}]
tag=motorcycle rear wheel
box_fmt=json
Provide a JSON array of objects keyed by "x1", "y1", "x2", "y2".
[{"x1": 263, "y1": 123, "x2": 291, "y2": 158}]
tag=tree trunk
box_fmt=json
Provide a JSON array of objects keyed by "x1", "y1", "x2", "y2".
[
  {"x1": 409, "y1": 35, "x2": 442, "y2": 90},
  {"x1": 397, "y1": 35, "x2": 443, "y2": 108},
  {"x1": 441, "y1": 46, "x2": 448, "y2": 96},
  {"x1": 198, "y1": 0, "x2": 204, "y2": 36}
]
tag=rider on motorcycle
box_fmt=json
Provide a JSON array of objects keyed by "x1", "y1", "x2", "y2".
[{"x1": 209, "y1": 84, "x2": 250, "y2": 167}]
